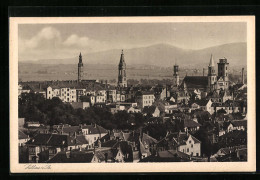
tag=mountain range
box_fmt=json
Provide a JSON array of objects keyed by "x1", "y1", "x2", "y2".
[{"x1": 20, "y1": 42, "x2": 247, "y2": 67}]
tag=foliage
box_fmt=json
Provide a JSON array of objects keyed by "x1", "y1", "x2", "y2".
[{"x1": 19, "y1": 93, "x2": 147, "y2": 130}]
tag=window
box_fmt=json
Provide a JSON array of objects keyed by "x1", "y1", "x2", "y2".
[
  {"x1": 49, "y1": 91, "x2": 51, "y2": 94},
  {"x1": 189, "y1": 140, "x2": 191, "y2": 144},
  {"x1": 67, "y1": 93, "x2": 69, "y2": 96},
  {"x1": 94, "y1": 137, "x2": 96, "y2": 140},
  {"x1": 67, "y1": 88, "x2": 69, "y2": 91},
  {"x1": 187, "y1": 148, "x2": 189, "y2": 152},
  {"x1": 191, "y1": 144, "x2": 193, "y2": 148},
  {"x1": 226, "y1": 67, "x2": 227, "y2": 70},
  {"x1": 196, "y1": 153, "x2": 199, "y2": 156}
]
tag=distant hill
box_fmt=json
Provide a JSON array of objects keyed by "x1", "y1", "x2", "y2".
[{"x1": 21, "y1": 42, "x2": 247, "y2": 67}]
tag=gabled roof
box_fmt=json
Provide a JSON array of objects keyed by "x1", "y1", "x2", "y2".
[
  {"x1": 143, "y1": 106, "x2": 158, "y2": 114},
  {"x1": 26, "y1": 134, "x2": 68, "y2": 147},
  {"x1": 101, "y1": 140, "x2": 119, "y2": 148},
  {"x1": 139, "y1": 150, "x2": 190, "y2": 162},
  {"x1": 220, "y1": 130, "x2": 247, "y2": 139},
  {"x1": 47, "y1": 151, "x2": 95, "y2": 163},
  {"x1": 183, "y1": 120, "x2": 202, "y2": 128},
  {"x1": 231, "y1": 120, "x2": 247, "y2": 127},
  {"x1": 164, "y1": 132, "x2": 201, "y2": 146},
  {"x1": 193, "y1": 99, "x2": 209, "y2": 106},
  {"x1": 141, "y1": 133, "x2": 158, "y2": 144},
  {"x1": 67, "y1": 135, "x2": 88, "y2": 146},
  {"x1": 19, "y1": 130, "x2": 28, "y2": 140},
  {"x1": 81, "y1": 124, "x2": 108, "y2": 134},
  {"x1": 182, "y1": 76, "x2": 208, "y2": 89}
]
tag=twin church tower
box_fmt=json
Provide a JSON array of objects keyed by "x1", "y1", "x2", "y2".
[
  {"x1": 77, "y1": 50, "x2": 127, "y2": 88},
  {"x1": 173, "y1": 54, "x2": 230, "y2": 92}
]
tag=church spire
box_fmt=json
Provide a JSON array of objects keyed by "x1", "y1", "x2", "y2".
[
  {"x1": 78, "y1": 52, "x2": 83, "y2": 82},
  {"x1": 118, "y1": 50, "x2": 127, "y2": 88},
  {"x1": 209, "y1": 54, "x2": 215, "y2": 67}
]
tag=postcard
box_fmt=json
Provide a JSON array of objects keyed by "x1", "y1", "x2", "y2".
[{"x1": 10, "y1": 16, "x2": 255, "y2": 173}]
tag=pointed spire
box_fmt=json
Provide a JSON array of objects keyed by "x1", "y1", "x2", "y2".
[
  {"x1": 119, "y1": 49, "x2": 125, "y2": 64},
  {"x1": 79, "y1": 52, "x2": 82, "y2": 63},
  {"x1": 209, "y1": 54, "x2": 215, "y2": 66}
]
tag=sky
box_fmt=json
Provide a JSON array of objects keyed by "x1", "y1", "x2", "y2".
[{"x1": 18, "y1": 22, "x2": 247, "y2": 61}]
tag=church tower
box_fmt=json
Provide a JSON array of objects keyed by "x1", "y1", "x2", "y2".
[
  {"x1": 118, "y1": 50, "x2": 127, "y2": 88},
  {"x1": 173, "y1": 62, "x2": 179, "y2": 87},
  {"x1": 217, "y1": 57, "x2": 229, "y2": 90},
  {"x1": 208, "y1": 54, "x2": 217, "y2": 91},
  {"x1": 78, "y1": 52, "x2": 83, "y2": 82}
]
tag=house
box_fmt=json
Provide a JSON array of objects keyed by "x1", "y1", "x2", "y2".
[
  {"x1": 19, "y1": 130, "x2": 29, "y2": 146},
  {"x1": 25, "y1": 121, "x2": 41, "y2": 128},
  {"x1": 223, "y1": 120, "x2": 247, "y2": 133},
  {"x1": 215, "y1": 145, "x2": 246, "y2": 157},
  {"x1": 143, "y1": 106, "x2": 161, "y2": 117},
  {"x1": 139, "y1": 149, "x2": 190, "y2": 162},
  {"x1": 157, "y1": 132, "x2": 201, "y2": 157},
  {"x1": 97, "y1": 139, "x2": 134, "y2": 162},
  {"x1": 67, "y1": 135, "x2": 89, "y2": 151},
  {"x1": 154, "y1": 86, "x2": 170, "y2": 100},
  {"x1": 139, "y1": 133, "x2": 158, "y2": 159},
  {"x1": 175, "y1": 90, "x2": 190, "y2": 103},
  {"x1": 182, "y1": 119, "x2": 202, "y2": 133},
  {"x1": 69, "y1": 102, "x2": 90, "y2": 109},
  {"x1": 18, "y1": 118, "x2": 25, "y2": 128},
  {"x1": 193, "y1": 99, "x2": 213, "y2": 114},
  {"x1": 127, "y1": 106, "x2": 142, "y2": 113},
  {"x1": 58, "y1": 124, "x2": 108, "y2": 148},
  {"x1": 46, "y1": 150, "x2": 103, "y2": 163},
  {"x1": 218, "y1": 130, "x2": 247, "y2": 148},
  {"x1": 26, "y1": 134, "x2": 68, "y2": 163},
  {"x1": 135, "y1": 91, "x2": 155, "y2": 108}
]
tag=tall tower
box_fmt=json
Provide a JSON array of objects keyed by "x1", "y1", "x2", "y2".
[
  {"x1": 78, "y1": 52, "x2": 83, "y2": 82},
  {"x1": 208, "y1": 54, "x2": 217, "y2": 91},
  {"x1": 217, "y1": 57, "x2": 229, "y2": 90},
  {"x1": 241, "y1": 68, "x2": 245, "y2": 84},
  {"x1": 173, "y1": 61, "x2": 179, "y2": 87},
  {"x1": 118, "y1": 50, "x2": 127, "y2": 88}
]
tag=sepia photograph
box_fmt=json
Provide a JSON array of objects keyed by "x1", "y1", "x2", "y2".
[{"x1": 9, "y1": 16, "x2": 256, "y2": 173}]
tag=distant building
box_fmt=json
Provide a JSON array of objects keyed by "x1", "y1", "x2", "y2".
[
  {"x1": 157, "y1": 132, "x2": 201, "y2": 157},
  {"x1": 136, "y1": 91, "x2": 155, "y2": 108},
  {"x1": 78, "y1": 52, "x2": 83, "y2": 82},
  {"x1": 180, "y1": 55, "x2": 230, "y2": 92},
  {"x1": 173, "y1": 62, "x2": 180, "y2": 87},
  {"x1": 118, "y1": 50, "x2": 127, "y2": 88}
]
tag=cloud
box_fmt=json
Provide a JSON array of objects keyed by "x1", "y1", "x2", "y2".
[
  {"x1": 63, "y1": 34, "x2": 90, "y2": 47},
  {"x1": 20, "y1": 27, "x2": 61, "y2": 49}
]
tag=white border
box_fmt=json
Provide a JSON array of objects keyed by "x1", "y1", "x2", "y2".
[{"x1": 10, "y1": 16, "x2": 256, "y2": 173}]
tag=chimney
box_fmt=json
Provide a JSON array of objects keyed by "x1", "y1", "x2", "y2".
[{"x1": 241, "y1": 68, "x2": 245, "y2": 84}]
